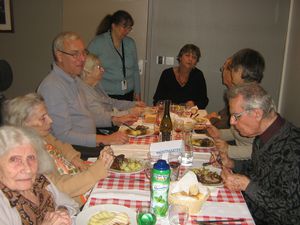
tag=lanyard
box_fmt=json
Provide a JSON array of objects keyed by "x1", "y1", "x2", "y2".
[{"x1": 111, "y1": 34, "x2": 126, "y2": 78}]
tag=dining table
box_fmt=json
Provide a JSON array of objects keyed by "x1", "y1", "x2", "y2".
[{"x1": 81, "y1": 111, "x2": 255, "y2": 225}]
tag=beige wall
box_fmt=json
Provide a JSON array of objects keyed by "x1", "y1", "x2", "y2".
[
  {"x1": 1, "y1": 1, "x2": 299, "y2": 125},
  {"x1": 0, "y1": 0, "x2": 62, "y2": 98}
]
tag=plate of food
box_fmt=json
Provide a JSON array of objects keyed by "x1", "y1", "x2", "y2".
[
  {"x1": 191, "y1": 134, "x2": 215, "y2": 149},
  {"x1": 110, "y1": 154, "x2": 145, "y2": 174},
  {"x1": 191, "y1": 167, "x2": 223, "y2": 187},
  {"x1": 76, "y1": 204, "x2": 137, "y2": 225},
  {"x1": 120, "y1": 125, "x2": 154, "y2": 138}
]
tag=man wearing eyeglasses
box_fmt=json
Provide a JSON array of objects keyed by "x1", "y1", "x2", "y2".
[
  {"x1": 38, "y1": 32, "x2": 128, "y2": 158},
  {"x1": 207, "y1": 48, "x2": 265, "y2": 160},
  {"x1": 218, "y1": 83, "x2": 300, "y2": 225}
]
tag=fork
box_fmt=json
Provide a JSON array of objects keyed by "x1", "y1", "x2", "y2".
[{"x1": 122, "y1": 123, "x2": 136, "y2": 131}]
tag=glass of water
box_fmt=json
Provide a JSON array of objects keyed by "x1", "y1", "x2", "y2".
[{"x1": 180, "y1": 131, "x2": 193, "y2": 166}]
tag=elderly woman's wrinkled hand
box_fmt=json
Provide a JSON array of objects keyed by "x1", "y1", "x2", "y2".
[
  {"x1": 71, "y1": 156, "x2": 88, "y2": 171},
  {"x1": 100, "y1": 147, "x2": 114, "y2": 169},
  {"x1": 42, "y1": 210, "x2": 71, "y2": 225},
  {"x1": 221, "y1": 167, "x2": 250, "y2": 192}
]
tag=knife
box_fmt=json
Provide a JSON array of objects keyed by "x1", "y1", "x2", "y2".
[{"x1": 195, "y1": 218, "x2": 245, "y2": 224}]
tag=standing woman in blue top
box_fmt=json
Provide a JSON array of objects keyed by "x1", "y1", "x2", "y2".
[
  {"x1": 153, "y1": 44, "x2": 209, "y2": 109},
  {"x1": 88, "y1": 10, "x2": 141, "y2": 101}
]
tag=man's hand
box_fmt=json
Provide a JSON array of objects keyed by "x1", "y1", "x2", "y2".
[
  {"x1": 206, "y1": 125, "x2": 221, "y2": 139},
  {"x1": 112, "y1": 114, "x2": 138, "y2": 126},
  {"x1": 97, "y1": 131, "x2": 128, "y2": 145},
  {"x1": 215, "y1": 139, "x2": 229, "y2": 153},
  {"x1": 221, "y1": 167, "x2": 250, "y2": 191}
]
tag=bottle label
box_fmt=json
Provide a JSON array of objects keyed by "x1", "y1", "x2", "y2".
[
  {"x1": 161, "y1": 131, "x2": 171, "y2": 141},
  {"x1": 151, "y1": 171, "x2": 170, "y2": 217}
]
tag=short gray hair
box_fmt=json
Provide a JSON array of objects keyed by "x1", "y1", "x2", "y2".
[
  {"x1": 80, "y1": 54, "x2": 100, "y2": 80},
  {"x1": 52, "y1": 31, "x2": 82, "y2": 61},
  {"x1": 227, "y1": 83, "x2": 276, "y2": 118},
  {"x1": 0, "y1": 126, "x2": 54, "y2": 174},
  {"x1": 3, "y1": 93, "x2": 44, "y2": 126}
]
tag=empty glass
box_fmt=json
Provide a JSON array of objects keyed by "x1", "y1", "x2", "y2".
[
  {"x1": 168, "y1": 204, "x2": 189, "y2": 225},
  {"x1": 180, "y1": 132, "x2": 194, "y2": 166}
]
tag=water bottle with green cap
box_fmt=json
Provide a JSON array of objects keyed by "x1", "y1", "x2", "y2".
[{"x1": 150, "y1": 159, "x2": 170, "y2": 218}]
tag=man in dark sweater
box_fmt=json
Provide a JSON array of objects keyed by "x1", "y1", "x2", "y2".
[{"x1": 219, "y1": 83, "x2": 300, "y2": 225}]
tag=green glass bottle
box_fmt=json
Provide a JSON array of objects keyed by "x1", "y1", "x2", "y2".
[{"x1": 159, "y1": 100, "x2": 173, "y2": 141}]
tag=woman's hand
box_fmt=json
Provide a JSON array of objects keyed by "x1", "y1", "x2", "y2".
[
  {"x1": 71, "y1": 156, "x2": 88, "y2": 171},
  {"x1": 221, "y1": 167, "x2": 250, "y2": 191},
  {"x1": 99, "y1": 147, "x2": 114, "y2": 169},
  {"x1": 41, "y1": 210, "x2": 71, "y2": 225}
]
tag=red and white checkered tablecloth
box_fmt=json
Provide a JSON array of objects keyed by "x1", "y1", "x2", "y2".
[
  {"x1": 85, "y1": 136, "x2": 255, "y2": 224},
  {"x1": 128, "y1": 135, "x2": 213, "y2": 153}
]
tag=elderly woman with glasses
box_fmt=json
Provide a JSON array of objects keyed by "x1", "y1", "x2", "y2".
[
  {"x1": 153, "y1": 44, "x2": 209, "y2": 109},
  {"x1": 0, "y1": 126, "x2": 79, "y2": 225},
  {"x1": 3, "y1": 93, "x2": 114, "y2": 206},
  {"x1": 88, "y1": 10, "x2": 141, "y2": 101},
  {"x1": 77, "y1": 53, "x2": 145, "y2": 130}
]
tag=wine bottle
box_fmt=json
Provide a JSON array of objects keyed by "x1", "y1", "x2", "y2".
[{"x1": 159, "y1": 100, "x2": 173, "y2": 141}]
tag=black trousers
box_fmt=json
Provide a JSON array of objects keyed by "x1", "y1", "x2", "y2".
[
  {"x1": 72, "y1": 144, "x2": 104, "y2": 160},
  {"x1": 109, "y1": 90, "x2": 134, "y2": 101}
]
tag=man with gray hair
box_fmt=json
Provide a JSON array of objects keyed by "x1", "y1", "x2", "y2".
[
  {"x1": 218, "y1": 83, "x2": 300, "y2": 224},
  {"x1": 38, "y1": 32, "x2": 128, "y2": 158}
]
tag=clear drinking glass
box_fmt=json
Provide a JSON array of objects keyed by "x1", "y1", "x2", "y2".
[
  {"x1": 180, "y1": 131, "x2": 194, "y2": 166},
  {"x1": 168, "y1": 153, "x2": 181, "y2": 181},
  {"x1": 173, "y1": 119, "x2": 184, "y2": 140},
  {"x1": 168, "y1": 204, "x2": 189, "y2": 225}
]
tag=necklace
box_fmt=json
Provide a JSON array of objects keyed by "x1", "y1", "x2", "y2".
[{"x1": 176, "y1": 68, "x2": 189, "y2": 87}]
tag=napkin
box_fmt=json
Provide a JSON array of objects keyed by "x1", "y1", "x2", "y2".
[
  {"x1": 171, "y1": 171, "x2": 209, "y2": 197},
  {"x1": 198, "y1": 201, "x2": 253, "y2": 219},
  {"x1": 90, "y1": 189, "x2": 150, "y2": 202},
  {"x1": 110, "y1": 144, "x2": 149, "y2": 159}
]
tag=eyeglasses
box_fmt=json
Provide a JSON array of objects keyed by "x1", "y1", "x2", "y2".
[
  {"x1": 231, "y1": 110, "x2": 249, "y2": 121},
  {"x1": 58, "y1": 49, "x2": 89, "y2": 59},
  {"x1": 96, "y1": 65, "x2": 104, "y2": 71},
  {"x1": 121, "y1": 24, "x2": 133, "y2": 31}
]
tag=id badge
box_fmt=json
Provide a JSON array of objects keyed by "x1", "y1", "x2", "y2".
[{"x1": 121, "y1": 80, "x2": 127, "y2": 91}]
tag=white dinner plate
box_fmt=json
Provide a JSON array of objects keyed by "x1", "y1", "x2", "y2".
[
  {"x1": 119, "y1": 124, "x2": 155, "y2": 138},
  {"x1": 191, "y1": 133, "x2": 215, "y2": 149},
  {"x1": 109, "y1": 159, "x2": 145, "y2": 174},
  {"x1": 76, "y1": 204, "x2": 137, "y2": 225}
]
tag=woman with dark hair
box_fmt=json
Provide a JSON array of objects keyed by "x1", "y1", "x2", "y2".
[
  {"x1": 153, "y1": 44, "x2": 209, "y2": 109},
  {"x1": 88, "y1": 10, "x2": 141, "y2": 101}
]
